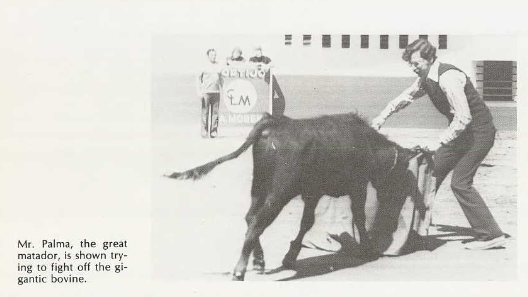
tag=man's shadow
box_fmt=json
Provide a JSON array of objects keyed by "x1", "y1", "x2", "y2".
[
  {"x1": 427, "y1": 224, "x2": 510, "y2": 244},
  {"x1": 265, "y1": 224, "x2": 484, "y2": 281}
]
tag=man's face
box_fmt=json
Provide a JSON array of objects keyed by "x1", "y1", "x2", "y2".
[
  {"x1": 408, "y1": 51, "x2": 432, "y2": 78},
  {"x1": 207, "y1": 50, "x2": 217, "y2": 63},
  {"x1": 254, "y1": 49, "x2": 262, "y2": 58}
]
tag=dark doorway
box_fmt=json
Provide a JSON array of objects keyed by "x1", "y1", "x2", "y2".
[{"x1": 476, "y1": 61, "x2": 517, "y2": 101}]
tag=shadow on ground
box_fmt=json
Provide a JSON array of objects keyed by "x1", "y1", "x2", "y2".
[
  {"x1": 266, "y1": 252, "x2": 376, "y2": 281},
  {"x1": 428, "y1": 224, "x2": 510, "y2": 244},
  {"x1": 263, "y1": 224, "x2": 494, "y2": 281}
]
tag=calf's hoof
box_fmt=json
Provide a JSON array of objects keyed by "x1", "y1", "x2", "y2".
[
  {"x1": 282, "y1": 247, "x2": 300, "y2": 269},
  {"x1": 281, "y1": 257, "x2": 296, "y2": 269},
  {"x1": 253, "y1": 259, "x2": 266, "y2": 272},
  {"x1": 232, "y1": 271, "x2": 245, "y2": 281}
]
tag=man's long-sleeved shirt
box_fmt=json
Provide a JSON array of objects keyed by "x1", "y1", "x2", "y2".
[{"x1": 377, "y1": 59, "x2": 473, "y2": 145}]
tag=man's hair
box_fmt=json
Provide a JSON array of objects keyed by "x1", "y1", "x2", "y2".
[
  {"x1": 206, "y1": 48, "x2": 216, "y2": 56},
  {"x1": 402, "y1": 39, "x2": 437, "y2": 62}
]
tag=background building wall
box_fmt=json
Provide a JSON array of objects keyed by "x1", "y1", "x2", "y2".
[{"x1": 154, "y1": 34, "x2": 517, "y2": 81}]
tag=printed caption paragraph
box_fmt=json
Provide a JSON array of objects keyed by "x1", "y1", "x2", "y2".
[{"x1": 17, "y1": 239, "x2": 128, "y2": 285}]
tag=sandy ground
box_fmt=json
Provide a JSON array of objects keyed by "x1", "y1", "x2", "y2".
[
  {"x1": 151, "y1": 122, "x2": 517, "y2": 281},
  {"x1": 150, "y1": 74, "x2": 516, "y2": 281}
]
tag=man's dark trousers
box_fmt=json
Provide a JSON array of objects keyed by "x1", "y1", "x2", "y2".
[
  {"x1": 201, "y1": 93, "x2": 220, "y2": 137},
  {"x1": 433, "y1": 127, "x2": 503, "y2": 240}
]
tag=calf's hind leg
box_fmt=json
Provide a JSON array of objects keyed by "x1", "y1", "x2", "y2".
[
  {"x1": 233, "y1": 194, "x2": 289, "y2": 281},
  {"x1": 349, "y1": 182, "x2": 376, "y2": 256},
  {"x1": 282, "y1": 195, "x2": 320, "y2": 268},
  {"x1": 244, "y1": 194, "x2": 266, "y2": 272}
]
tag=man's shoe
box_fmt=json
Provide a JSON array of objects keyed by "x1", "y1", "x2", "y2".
[{"x1": 464, "y1": 235, "x2": 507, "y2": 250}]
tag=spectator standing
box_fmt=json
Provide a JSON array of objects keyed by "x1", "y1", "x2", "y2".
[
  {"x1": 196, "y1": 48, "x2": 223, "y2": 138},
  {"x1": 249, "y1": 46, "x2": 272, "y2": 68},
  {"x1": 226, "y1": 47, "x2": 245, "y2": 66},
  {"x1": 249, "y1": 46, "x2": 285, "y2": 116}
]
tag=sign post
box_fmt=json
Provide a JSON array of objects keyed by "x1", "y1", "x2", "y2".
[{"x1": 218, "y1": 65, "x2": 273, "y2": 136}]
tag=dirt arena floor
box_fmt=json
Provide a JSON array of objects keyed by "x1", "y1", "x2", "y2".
[{"x1": 151, "y1": 75, "x2": 517, "y2": 281}]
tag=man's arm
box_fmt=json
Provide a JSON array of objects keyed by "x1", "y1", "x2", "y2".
[
  {"x1": 371, "y1": 77, "x2": 426, "y2": 129},
  {"x1": 218, "y1": 71, "x2": 224, "y2": 92},
  {"x1": 437, "y1": 70, "x2": 472, "y2": 145}
]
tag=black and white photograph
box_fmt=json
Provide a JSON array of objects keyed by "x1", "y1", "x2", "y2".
[
  {"x1": 152, "y1": 34, "x2": 517, "y2": 281},
  {"x1": 1, "y1": 1, "x2": 527, "y2": 296}
]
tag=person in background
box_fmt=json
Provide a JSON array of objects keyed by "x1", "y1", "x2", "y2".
[
  {"x1": 249, "y1": 46, "x2": 272, "y2": 69},
  {"x1": 226, "y1": 47, "x2": 245, "y2": 66},
  {"x1": 249, "y1": 46, "x2": 285, "y2": 116},
  {"x1": 370, "y1": 38, "x2": 507, "y2": 250},
  {"x1": 196, "y1": 48, "x2": 223, "y2": 138}
]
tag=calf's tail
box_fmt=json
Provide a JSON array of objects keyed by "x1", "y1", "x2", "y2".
[{"x1": 165, "y1": 113, "x2": 280, "y2": 180}]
